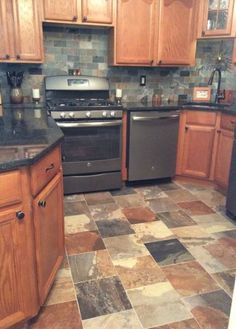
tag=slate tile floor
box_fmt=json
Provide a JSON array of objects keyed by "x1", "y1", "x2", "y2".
[{"x1": 29, "y1": 180, "x2": 236, "y2": 329}]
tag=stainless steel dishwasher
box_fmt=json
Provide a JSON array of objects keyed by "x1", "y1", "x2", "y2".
[{"x1": 128, "y1": 110, "x2": 180, "y2": 181}]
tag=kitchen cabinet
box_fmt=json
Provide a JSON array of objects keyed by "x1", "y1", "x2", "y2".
[
  {"x1": 111, "y1": 0, "x2": 200, "y2": 66},
  {"x1": 176, "y1": 111, "x2": 217, "y2": 179},
  {"x1": 200, "y1": 0, "x2": 235, "y2": 37},
  {"x1": 0, "y1": 145, "x2": 64, "y2": 328},
  {"x1": 214, "y1": 114, "x2": 235, "y2": 190},
  {"x1": 0, "y1": 0, "x2": 43, "y2": 63},
  {"x1": 43, "y1": 0, "x2": 114, "y2": 25},
  {"x1": 157, "y1": 0, "x2": 199, "y2": 65},
  {"x1": 81, "y1": 0, "x2": 113, "y2": 24},
  {"x1": 33, "y1": 172, "x2": 64, "y2": 305},
  {"x1": 43, "y1": 0, "x2": 78, "y2": 22},
  {"x1": 233, "y1": 39, "x2": 236, "y2": 63}
]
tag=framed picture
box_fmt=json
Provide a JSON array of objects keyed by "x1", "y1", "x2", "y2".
[{"x1": 192, "y1": 87, "x2": 211, "y2": 102}]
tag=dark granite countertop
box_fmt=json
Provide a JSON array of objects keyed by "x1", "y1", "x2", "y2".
[{"x1": 0, "y1": 104, "x2": 64, "y2": 172}]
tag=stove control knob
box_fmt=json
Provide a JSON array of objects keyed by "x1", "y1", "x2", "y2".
[
  {"x1": 60, "y1": 112, "x2": 66, "y2": 118},
  {"x1": 69, "y1": 112, "x2": 75, "y2": 118},
  {"x1": 102, "y1": 111, "x2": 107, "y2": 117},
  {"x1": 110, "y1": 111, "x2": 115, "y2": 117},
  {"x1": 86, "y1": 111, "x2": 91, "y2": 118}
]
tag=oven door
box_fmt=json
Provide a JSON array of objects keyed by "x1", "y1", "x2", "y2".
[{"x1": 57, "y1": 120, "x2": 122, "y2": 175}]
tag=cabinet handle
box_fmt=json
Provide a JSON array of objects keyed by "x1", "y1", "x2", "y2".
[
  {"x1": 38, "y1": 200, "x2": 47, "y2": 208},
  {"x1": 45, "y1": 163, "x2": 55, "y2": 173},
  {"x1": 16, "y1": 211, "x2": 25, "y2": 220},
  {"x1": 202, "y1": 31, "x2": 205, "y2": 36},
  {"x1": 72, "y1": 15, "x2": 77, "y2": 21},
  {"x1": 158, "y1": 60, "x2": 162, "y2": 65},
  {"x1": 185, "y1": 126, "x2": 189, "y2": 131},
  {"x1": 16, "y1": 54, "x2": 21, "y2": 60},
  {"x1": 83, "y1": 16, "x2": 87, "y2": 22},
  {"x1": 150, "y1": 60, "x2": 154, "y2": 65},
  {"x1": 5, "y1": 54, "x2": 10, "y2": 59}
]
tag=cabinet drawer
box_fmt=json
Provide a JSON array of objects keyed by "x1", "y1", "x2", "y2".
[
  {"x1": 0, "y1": 170, "x2": 22, "y2": 207},
  {"x1": 186, "y1": 111, "x2": 217, "y2": 126},
  {"x1": 221, "y1": 114, "x2": 236, "y2": 131},
  {"x1": 31, "y1": 146, "x2": 61, "y2": 196}
]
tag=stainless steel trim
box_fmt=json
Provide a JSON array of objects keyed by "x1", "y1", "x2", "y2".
[
  {"x1": 57, "y1": 120, "x2": 122, "y2": 128},
  {"x1": 132, "y1": 115, "x2": 179, "y2": 122}
]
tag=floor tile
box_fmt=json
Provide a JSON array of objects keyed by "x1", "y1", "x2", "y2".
[
  {"x1": 165, "y1": 189, "x2": 197, "y2": 203},
  {"x1": 177, "y1": 200, "x2": 215, "y2": 216},
  {"x1": 65, "y1": 214, "x2": 97, "y2": 234},
  {"x1": 104, "y1": 234, "x2": 149, "y2": 261},
  {"x1": 127, "y1": 282, "x2": 192, "y2": 328},
  {"x1": 150, "y1": 318, "x2": 201, "y2": 329},
  {"x1": 89, "y1": 203, "x2": 125, "y2": 221},
  {"x1": 145, "y1": 238, "x2": 194, "y2": 266},
  {"x1": 96, "y1": 218, "x2": 135, "y2": 238},
  {"x1": 171, "y1": 225, "x2": 215, "y2": 248},
  {"x1": 162, "y1": 260, "x2": 219, "y2": 297},
  {"x1": 110, "y1": 186, "x2": 137, "y2": 196},
  {"x1": 212, "y1": 269, "x2": 236, "y2": 297},
  {"x1": 28, "y1": 301, "x2": 82, "y2": 329},
  {"x1": 158, "y1": 182, "x2": 181, "y2": 191},
  {"x1": 65, "y1": 231, "x2": 105, "y2": 255},
  {"x1": 114, "y1": 255, "x2": 166, "y2": 289},
  {"x1": 192, "y1": 213, "x2": 236, "y2": 234},
  {"x1": 82, "y1": 309, "x2": 143, "y2": 329},
  {"x1": 132, "y1": 221, "x2": 174, "y2": 243},
  {"x1": 76, "y1": 276, "x2": 132, "y2": 320},
  {"x1": 191, "y1": 189, "x2": 226, "y2": 209},
  {"x1": 114, "y1": 194, "x2": 145, "y2": 208},
  {"x1": 122, "y1": 206, "x2": 156, "y2": 224},
  {"x1": 84, "y1": 192, "x2": 114, "y2": 205},
  {"x1": 157, "y1": 210, "x2": 196, "y2": 228},
  {"x1": 135, "y1": 185, "x2": 166, "y2": 200},
  {"x1": 64, "y1": 201, "x2": 91, "y2": 217},
  {"x1": 64, "y1": 194, "x2": 85, "y2": 202},
  {"x1": 147, "y1": 197, "x2": 179, "y2": 213},
  {"x1": 45, "y1": 268, "x2": 75, "y2": 306},
  {"x1": 184, "y1": 290, "x2": 231, "y2": 329},
  {"x1": 69, "y1": 250, "x2": 116, "y2": 283}
]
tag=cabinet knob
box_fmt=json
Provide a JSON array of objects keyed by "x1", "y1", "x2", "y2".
[
  {"x1": 217, "y1": 129, "x2": 221, "y2": 133},
  {"x1": 185, "y1": 126, "x2": 189, "y2": 131},
  {"x1": 16, "y1": 211, "x2": 25, "y2": 220},
  {"x1": 159, "y1": 60, "x2": 162, "y2": 65},
  {"x1": 202, "y1": 31, "x2": 205, "y2": 36},
  {"x1": 72, "y1": 15, "x2": 77, "y2": 21},
  {"x1": 45, "y1": 163, "x2": 55, "y2": 173},
  {"x1": 16, "y1": 54, "x2": 21, "y2": 60},
  {"x1": 38, "y1": 200, "x2": 47, "y2": 208},
  {"x1": 5, "y1": 54, "x2": 10, "y2": 59},
  {"x1": 83, "y1": 16, "x2": 87, "y2": 22}
]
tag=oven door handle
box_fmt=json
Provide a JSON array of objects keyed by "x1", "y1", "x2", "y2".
[{"x1": 57, "y1": 120, "x2": 122, "y2": 128}]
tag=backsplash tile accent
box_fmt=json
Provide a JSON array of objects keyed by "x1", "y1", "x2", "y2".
[{"x1": 0, "y1": 25, "x2": 235, "y2": 104}]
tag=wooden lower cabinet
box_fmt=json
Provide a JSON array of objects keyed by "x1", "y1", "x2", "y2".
[
  {"x1": 214, "y1": 130, "x2": 234, "y2": 190},
  {"x1": 33, "y1": 172, "x2": 64, "y2": 305},
  {"x1": 181, "y1": 125, "x2": 215, "y2": 178}
]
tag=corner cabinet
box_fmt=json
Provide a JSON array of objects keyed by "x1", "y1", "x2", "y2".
[
  {"x1": 0, "y1": 0, "x2": 43, "y2": 63},
  {"x1": 0, "y1": 145, "x2": 64, "y2": 328},
  {"x1": 111, "y1": 0, "x2": 200, "y2": 66}
]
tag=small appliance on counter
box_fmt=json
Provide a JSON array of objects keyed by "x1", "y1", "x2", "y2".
[
  {"x1": 45, "y1": 75, "x2": 123, "y2": 194},
  {"x1": 226, "y1": 126, "x2": 236, "y2": 219}
]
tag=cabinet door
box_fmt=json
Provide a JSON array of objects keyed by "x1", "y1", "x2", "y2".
[
  {"x1": 33, "y1": 173, "x2": 64, "y2": 305},
  {"x1": 44, "y1": 0, "x2": 78, "y2": 22},
  {"x1": 82, "y1": 0, "x2": 113, "y2": 24},
  {"x1": 116, "y1": 0, "x2": 155, "y2": 65},
  {"x1": 0, "y1": 208, "x2": 37, "y2": 328},
  {"x1": 12, "y1": 0, "x2": 43, "y2": 61},
  {"x1": 157, "y1": 0, "x2": 199, "y2": 65},
  {"x1": 0, "y1": 0, "x2": 13, "y2": 61},
  {"x1": 182, "y1": 125, "x2": 215, "y2": 178},
  {"x1": 215, "y1": 129, "x2": 234, "y2": 189},
  {"x1": 202, "y1": 0, "x2": 235, "y2": 36}
]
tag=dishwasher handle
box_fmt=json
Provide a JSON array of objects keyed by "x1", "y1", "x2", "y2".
[{"x1": 132, "y1": 114, "x2": 179, "y2": 122}]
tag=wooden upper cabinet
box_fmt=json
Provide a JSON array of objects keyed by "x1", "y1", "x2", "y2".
[
  {"x1": 0, "y1": 0, "x2": 14, "y2": 61},
  {"x1": 13, "y1": 0, "x2": 43, "y2": 61},
  {"x1": 115, "y1": 0, "x2": 155, "y2": 65},
  {"x1": 157, "y1": 0, "x2": 199, "y2": 65},
  {"x1": 81, "y1": 0, "x2": 113, "y2": 24},
  {"x1": 44, "y1": 0, "x2": 78, "y2": 22},
  {"x1": 201, "y1": 0, "x2": 235, "y2": 37},
  {"x1": 33, "y1": 173, "x2": 64, "y2": 305}
]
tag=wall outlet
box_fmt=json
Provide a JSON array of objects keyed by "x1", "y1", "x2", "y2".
[{"x1": 140, "y1": 75, "x2": 146, "y2": 86}]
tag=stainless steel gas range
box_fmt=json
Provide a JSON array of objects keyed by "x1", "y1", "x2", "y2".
[{"x1": 45, "y1": 75, "x2": 123, "y2": 194}]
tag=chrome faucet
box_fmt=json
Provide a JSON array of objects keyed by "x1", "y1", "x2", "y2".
[{"x1": 208, "y1": 68, "x2": 225, "y2": 103}]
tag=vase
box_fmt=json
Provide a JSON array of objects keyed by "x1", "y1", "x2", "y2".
[{"x1": 10, "y1": 87, "x2": 23, "y2": 104}]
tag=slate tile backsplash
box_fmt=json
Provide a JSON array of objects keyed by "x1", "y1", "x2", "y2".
[{"x1": 0, "y1": 25, "x2": 235, "y2": 104}]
